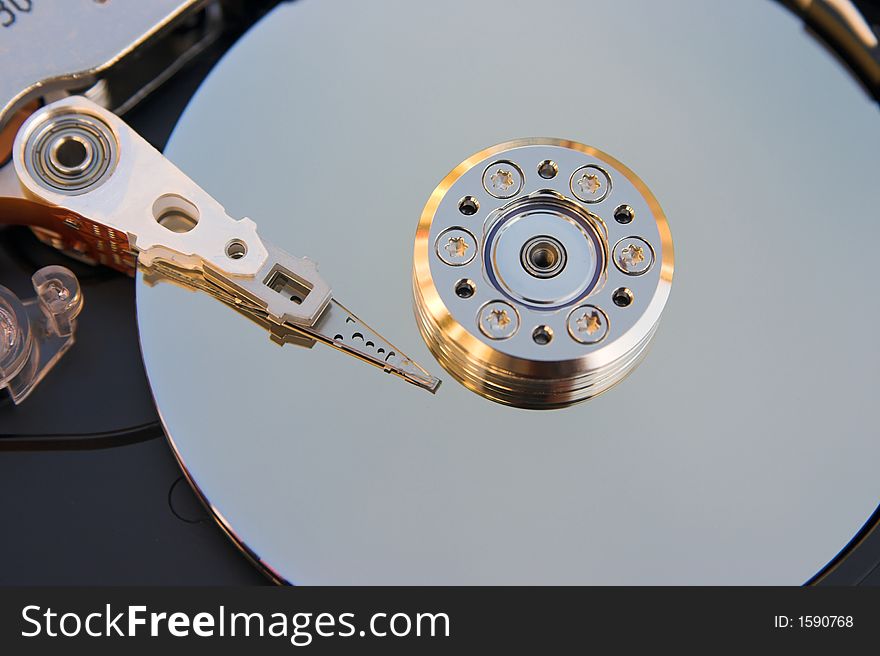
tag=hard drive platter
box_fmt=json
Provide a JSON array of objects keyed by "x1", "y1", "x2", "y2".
[{"x1": 134, "y1": 0, "x2": 880, "y2": 584}]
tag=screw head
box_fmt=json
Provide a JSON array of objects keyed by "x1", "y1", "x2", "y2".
[
  {"x1": 567, "y1": 305, "x2": 609, "y2": 344},
  {"x1": 570, "y1": 165, "x2": 611, "y2": 203},
  {"x1": 435, "y1": 227, "x2": 477, "y2": 266},
  {"x1": 613, "y1": 236, "x2": 654, "y2": 275},
  {"x1": 482, "y1": 160, "x2": 524, "y2": 199},
  {"x1": 478, "y1": 300, "x2": 520, "y2": 340}
]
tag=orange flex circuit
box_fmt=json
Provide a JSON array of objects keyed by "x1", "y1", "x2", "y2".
[{"x1": 0, "y1": 197, "x2": 136, "y2": 276}]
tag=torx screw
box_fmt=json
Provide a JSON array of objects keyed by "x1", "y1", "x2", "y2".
[
  {"x1": 478, "y1": 301, "x2": 520, "y2": 340},
  {"x1": 570, "y1": 165, "x2": 611, "y2": 203},
  {"x1": 567, "y1": 305, "x2": 609, "y2": 344},
  {"x1": 613, "y1": 237, "x2": 654, "y2": 275},
  {"x1": 482, "y1": 161, "x2": 524, "y2": 199},
  {"x1": 436, "y1": 227, "x2": 477, "y2": 266}
]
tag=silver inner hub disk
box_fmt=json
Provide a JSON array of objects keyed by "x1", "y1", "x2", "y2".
[{"x1": 489, "y1": 197, "x2": 602, "y2": 309}]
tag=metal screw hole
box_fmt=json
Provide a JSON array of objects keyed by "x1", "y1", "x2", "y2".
[
  {"x1": 455, "y1": 279, "x2": 476, "y2": 299},
  {"x1": 612, "y1": 287, "x2": 634, "y2": 307},
  {"x1": 532, "y1": 325, "x2": 553, "y2": 345},
  {"x1": 537, "y1": 160, "x2": 558, "y2": 179},
  {"x1": 226, "y1": 239, "x2": 247, "y2": 260},
  {"x1": 614, "y1": 204, "x2": 634, "y2": 224},
  {"x1": 458, "y1": 196, "x2": 480, "y2": 216}
]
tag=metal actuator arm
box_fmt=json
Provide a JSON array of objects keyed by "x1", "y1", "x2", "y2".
[{"x1": 11, "y1": 96, "x2": 439, "y2": 392}]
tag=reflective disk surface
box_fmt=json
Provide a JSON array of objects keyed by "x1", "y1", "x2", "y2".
[{"x1": 137, "y1": 0, "x2": 880, "y2": 584}]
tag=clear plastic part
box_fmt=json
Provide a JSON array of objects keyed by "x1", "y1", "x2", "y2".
[{"x1": 0, "y1": 266, "x2": 83, "y2": 404}]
